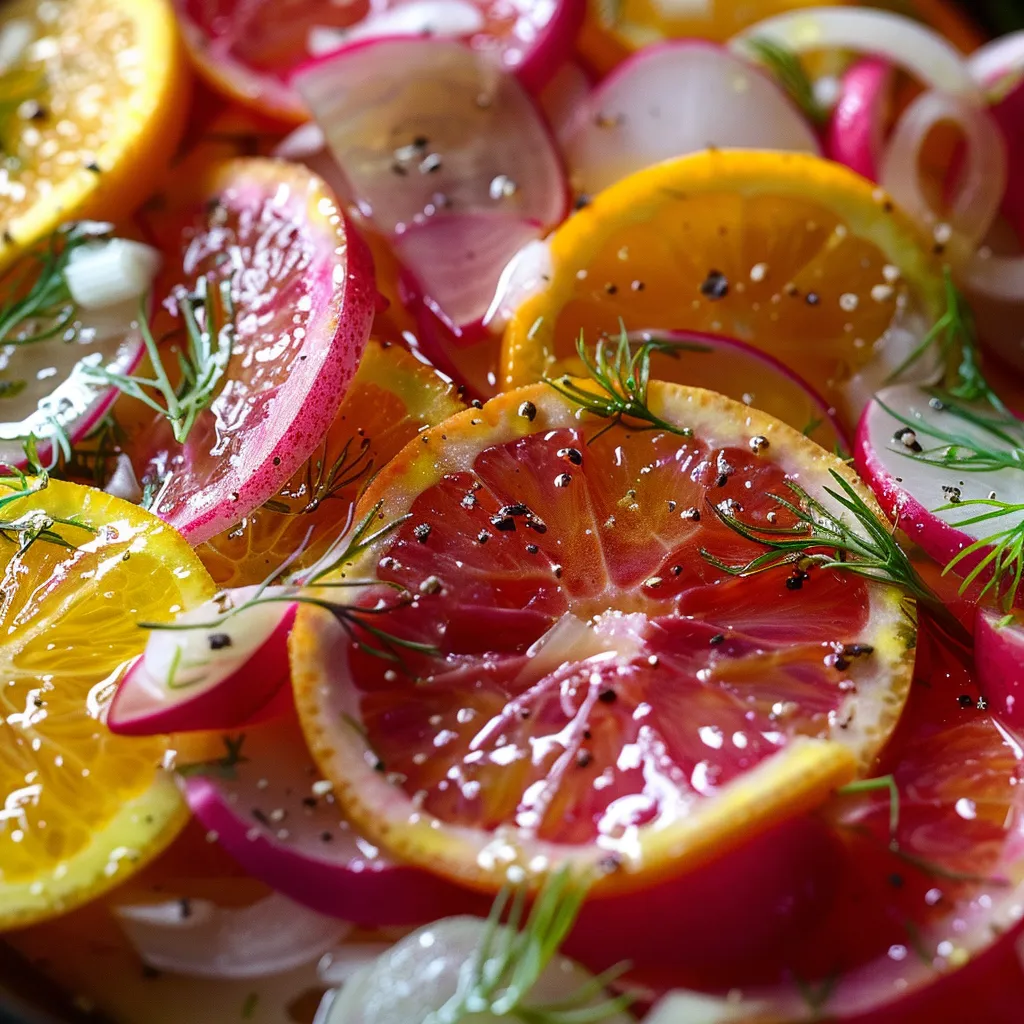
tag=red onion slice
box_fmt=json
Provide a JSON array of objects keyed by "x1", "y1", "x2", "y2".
[
  {"x1": 294, "y1": 37, "x2": 567, "y2": 239},
  {"x1": 975, "y1": 606, "x2": 1024, "y2": 727},
  {"x1": 538, "y1": 61, "x2": 593, "y2": 148},
  {"x1": 115, "y1": 893, "x2": 348, "y2": 979},
  {"x1": 563, "y1": 41, "x2": 820, "y2": 196},
  {"x1": 825, "y1": 58, "x2": 893, "y2": 183}
]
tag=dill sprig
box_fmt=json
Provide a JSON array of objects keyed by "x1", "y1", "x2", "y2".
[
  {"x1": 176, "y1": 734, "x2": 248, "y2": 781},
  {"x1": 264, "y1": 434, "x2": 374, "y2": 516},
  {"x1": 0, "y1": 221, "x2": 113, "y2": 346},
  {"x1": 545, "y1": 329, "x2": 700, "y2": 443},
  {"x1": 880, "y1": 392, "x2": 1024, "y2": 476},
  {"x1": 939, "y1": 499, "x2": 1024, "y2": 610},
  {"x1": 743, "y1": 37, "x2": 829, "y2": 126},
  {"x1": 428, "y1": 868, "x2": 632, "y2": 1024},
  {"x1": 0, "y1": 463, "x2": 96, "y2": 554},
  {"x1": 83, "y1": 276, "x2": 235, "y2": 445},
  {"x1": 890, "y1": 270, "x2": 1005, "y2": 413},
  {"x1": 701, "y1": 468, "x2": 971, "y2": 644}
]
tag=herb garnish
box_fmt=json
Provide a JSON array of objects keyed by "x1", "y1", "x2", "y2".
[
  {"x1": 83, "y1": 277, "x2": 235, "y2": 445},
  {"x1": 428, "y1": 868, "x2": 632, "y2": 1024},
  {"x1": 545, "y1": 329, "x2": 704, "y2": 443},
  {"x1": 938, "y1": 499, "x2": 1024, "y2": 610},
  {"x1": 744, "y1": 37, "x2": 829, "y2": 126},
  {"x1": 176, "y1": 734, "x2": 248, "y2": 781},
  {"x1": 264, "y1": 434, "x2": 374, "y2": 515}
]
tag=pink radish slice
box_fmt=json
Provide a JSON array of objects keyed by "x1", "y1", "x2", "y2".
[
  {"x1": 394, "y1": 213, "x2": 545, "y2": 343},
  {"x1": 825, "y1": 58, "x2": 893, "y2": 182},
  {"x1": 538, "y1": 61, "x2": 593, "y2": 148},
  {"x1": 627, "y1": 330, "x2": 848, "y2": 454},
  {"x1": 562, "y1": 40, "x2": 820, "y2": 197},
  {"x1": 294, "y1": 38, "x2": 568, "y2": 239},
  {"x1": 184, "y1": 714, "x2": 486, "y2": 926},
  {"x1": 975, "y1": 606, "x2": 1024, "y2": 726},
  {"x1": 132, "y1": 159, "x2": 375, "y2": 545},
  {"x1": 855, "y1": 384, "x2": 1024, "y2": 569},
  {"x1": 108, "y1": 587, "x2": 295, "y2": 736}
]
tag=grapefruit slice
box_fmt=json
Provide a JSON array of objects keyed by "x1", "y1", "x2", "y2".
[
  {"x1": 0, "y1": 476, "x2": 215, "y2": 929},
  {"x1": 125, "y1": 157, "x2": 376, "y2": 545},
  {"x1": 500, "y1": 150, "x2": 947, "y2": 429},
  {"x1": 291, "y1": 381, "x2": 915, "y2": 894},
  {"x1": 0, "y1": 0, "x2": 189, "y2": 269}
]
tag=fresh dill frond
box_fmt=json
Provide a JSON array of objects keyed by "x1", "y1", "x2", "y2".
[
  {"x1": 743, "y1": 37, "x2": 829, "y2": 126},
  {"x1": 176, "y1": 734, "x2": 248, "y2": 781},
  {"x1": 428, "y1": 868, "x2": 632, "y2": 1024},
  {"x1": 837, "y1": 774, "x2": 900, "y2": 843},
  {"x1": 545, "y1": 328, "x2": 702, "y2": 443},
  {"x1": 700, "y1": 468, "x2": 971, "y2": 644},
  {"x1": 83, "y1": 276, "x2": 236, "y2": 445},
  {"x1": 264, "y1": 434, "x2": 374, "y2": 516},
  {"x1": 0, "y1": 221, "x2": 112, "y2": 347},
  {"x1": 939, "y1": 499, "x2": 1024, "y2": 610}
]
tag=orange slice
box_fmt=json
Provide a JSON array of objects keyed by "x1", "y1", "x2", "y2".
[
  {"x1": 501, "y1": 150, "x2": 946, "y2": 429},
  {"x1": 291, "y1": 381, "x2": 915, "y2": 894},
  {"x1": 197, "y1": 340, "x2": 464, "y2": 588},
  {"x1": 0, "y1": 477, "x2": 214, "y2": 928},
  {"x1": 0, "y1": 0, "x2": 190, "y2": 269}
]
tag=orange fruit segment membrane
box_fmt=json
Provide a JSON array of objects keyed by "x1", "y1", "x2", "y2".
[
  {"x1": 197, "y1": 340, "x2": 465, "y2": 587},
  {"x1": 292, "y1": 382, "x2": 915, "y2": 894},
  {"x1": 0, "y1": 0, "x2": 189, "y2": 269},
  {"x1": 501, "y1": 151, "x2": 947, "y2": 428}
]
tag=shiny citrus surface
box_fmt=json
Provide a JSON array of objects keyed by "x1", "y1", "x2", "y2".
[
  {"x1": 0, "y1": 478, "x2": 214, "y2": 928},
  {"x1": 0, "y1": 0, "x2": 189, "y2": 269},
  {"x1": 292, "y1": 382, "x2": 915, "y2": 894},
  {"x1": 502, "y1": 151, "x2": 946, "y2": 427}
]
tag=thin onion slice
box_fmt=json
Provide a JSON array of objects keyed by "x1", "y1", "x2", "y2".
[
  {"x1": 730, "y1": 8, "x2": 981, "y2": 101},
  {"x1": 880, "y1": 90, "x2": 1007, "y2": 257},
  {"x1": 564, "y1": 40, "x2": 820, "y2": 196},
  {"x1": 967, "y1": 31, "x2": 1024, "y2": 97},
  {"x1": 295, "y1": 38, "x2": 567, "y2": 238},
  {"x1": 115, "y1": 893, "x2": 349, "y2": 979},
  {"x1": 825, "y1": 58, "x2": 893, "y2": 182}
]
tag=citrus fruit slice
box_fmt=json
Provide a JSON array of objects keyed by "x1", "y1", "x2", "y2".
[
  {"x1": 124, "y1": 157, "x2": 376, "y2": 546},
  {"x1": 501, "y1": 150, "x2": 946, "y2": 428},
  {"x1": 197, "y1": 340, "x2": 464, "y2": 589},
  {"x1": 0, "y1": 0, "x2": 189, "y2": 270},
  {"x1": 0, "y1": 476, "x2": 215, "y2": 929},
  {"x1": 291, "y1": 380, "x2": 915, "y2": 894}
]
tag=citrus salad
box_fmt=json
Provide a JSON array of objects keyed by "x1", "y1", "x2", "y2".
[{"x1": 2, "y1": 0, "x2": 1024, "y2": 1022}]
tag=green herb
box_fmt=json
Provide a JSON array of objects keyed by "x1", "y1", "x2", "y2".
[
  {"x1": 241, "y1": 992, "x2": 259, "y2": 1020},
  {"x1": 880, "y1": 392, "x2": 1024, "y2": 475},
  {"x1": 889, "y1": 271, "x2": 1005, "y2": 413},
  {"x1": 0, "y1": 463, "x2": 96, "y2": 554},
  {"x1": 939, "y1": 499, "x2": 1024, "y2": 610},
  {"x1": 428, "y1": 868, "x2": 632, "y2": 1024},
  {"x1": 545, "y1": 328, "x2": 704, "y2": 443},
  {"x1": 700, "y1": 468, "x2": 971, "y2": 645},
  {"x1": 744, "y1": 37, "x2": 829, "y2": 126},
  {"x1": 176, "y1": 734, "x2": 248, "y2": 781},
  {"x1": 0, "y1": 379, "x2": 26, "y2": 399},
  {"x1": 83, "y1": 277, "x2": 235, "y2": 445},
  {"x1": 263, "y1": 434, "x2": 374, "y2": 516},
  {"x1": 793, "y1": 970, "x2": 840, "y2": 1017},
  {"x1": 838, "y1": 774, "x2": 900, "y2": 843},
  {"x1": 0, "y1": 221, "x2": 112, "y2": 346}
]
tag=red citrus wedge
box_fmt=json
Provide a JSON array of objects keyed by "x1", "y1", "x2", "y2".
[
  {"x1": 291, "y1": 381, "x2": 915, "y2": 894},
  {"x1": 125, "y1": 157, "x2": 375, "y2": 545}
]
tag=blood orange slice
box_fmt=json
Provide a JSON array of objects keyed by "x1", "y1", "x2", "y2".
[{"x1": 290, "y1": 381, "x2": 915, "y2": 894}]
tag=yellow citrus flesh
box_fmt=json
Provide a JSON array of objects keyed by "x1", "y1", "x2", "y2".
[
  {"x1": 0, "y1": 0, "x2": 189, "y2": 269},
  {"x1": 0, "y1": 479, "x2": 215, "y2": 929},
  {"x1": 291, "y1": 382, "x2": 915, "y2": 894},
  {"x1": 197, "y1": 340, "x2": 464, "y2": 588},
  {"x1": 502, "y1": 151, "x2": 946, "y2": 428}
]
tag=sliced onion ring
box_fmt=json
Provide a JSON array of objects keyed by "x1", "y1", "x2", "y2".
[
  {"x1": 967, "y1": 30, "x2": 1024, "y2": 96},
  {"x1": 115, "y1": 893, "x2": 349, "y2": 979},
  {"x1": 880, "y1": 89, "x2": 1007, "y2": 256},
  {"x1": 730, "y1": 7, "x2": 981, "y2": 101}
]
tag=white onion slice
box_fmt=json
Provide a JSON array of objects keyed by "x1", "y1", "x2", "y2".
[
  {"x1": 880, "y1": 89, "x2": 1007, "y2": 255},
  {"x1": 968, "y1": 30, "x2": 1024, "y2": 95},
  {"x1": 295, "y1": 38, "x2": 567, "y2": 237},
  {"x1": 64, "y1": 239, "x2": 162, "y2": 311},
  {"x1": 115, "y1": 893, "x2": 350, "y2": 979},
  {"x1": 644, "y1": 988, "x2": 762, "y2": 1024},
  {"x1": 318, "y1": 944, "x2": 393, "y2": 986},
  {"x1": 730, "y1": 7, "x2": 981, "y2": 101},
  {"x1": 564, "y1": 41, "x2": 820, "y2": 196},
  {"x1": 965, "y1": 249, "x2": 1024, "y2": 303},
  {"x1": 483, "y1": 236, "x2": 553, "y2": 330}
]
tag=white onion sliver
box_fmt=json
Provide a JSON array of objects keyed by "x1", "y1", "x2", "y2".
[
  {"x1": 483, "y1": 237, "x2": 553, "y2": 330},
  {"x1": 318, "y1": 944, "x2": 393, "y2": 986},
  {"x1": 564, "y1": 41, "x2": 820, "y2": 195},
  {"x1": 296, "y1": 38, "x2": 567, "y2": 237},
  {"x1": 64, "y1": 238, "x2": 161, "y2": 311},
  {"x1": 879, "y1": 89, "x2": 1007, "y2": 254},
  {"x1": 967, "y1": 30, "x2": 1024, "y2": 94},
  {"x1": 115, "y1": 893, "x2": 350, "y2": 979},
  {"x1": 644, "y1": 988, "x2": 768, "y2": 1024},
  {"x1": 965, "y1": 249, "x2": 1024, "y2": 303},
  {"x1": 730, "y1": 7, "x2": 980, "y2": 100}
]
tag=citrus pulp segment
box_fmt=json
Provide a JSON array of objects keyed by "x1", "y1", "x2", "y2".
[
  {"x1": 291, "y1": 381, "x2": 915, "y2": 894},
  {"x1": 0, "y1": 478, "x2": 215, "y2": 929},
  {"x1": 197, "y1": 341, "x2": 464, "y2": 588},
  {"x1": 126, "y1": 157, "x2": 375, "y2": 545},
  {"x1": 0, "y1": 0, "x2": 189, "y2": 269},
  {"x1": 501, "y1": 150, "x2": 946, "y2": 428}
]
